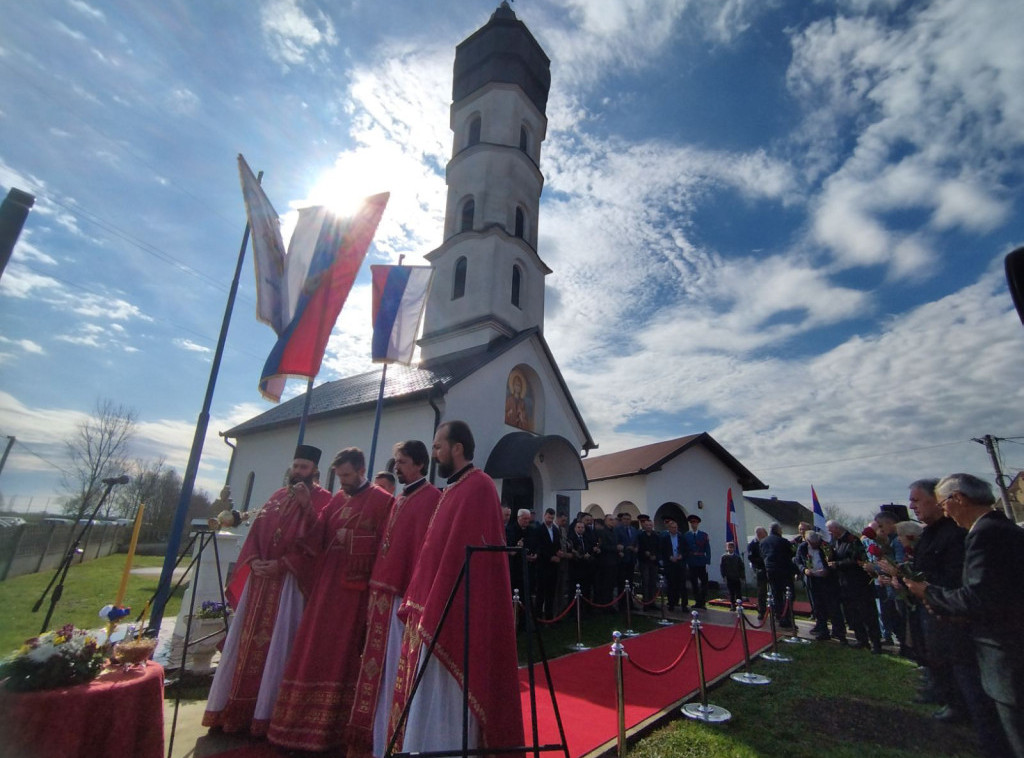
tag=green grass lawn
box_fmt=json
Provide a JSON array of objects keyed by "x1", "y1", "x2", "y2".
[{"x1": 0, "y1": 554, "x2": 183, "y2": 652}]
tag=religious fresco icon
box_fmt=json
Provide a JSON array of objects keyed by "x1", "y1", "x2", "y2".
[{"x1": 504, "y1": 368, "x2": 534, "y2": 431}]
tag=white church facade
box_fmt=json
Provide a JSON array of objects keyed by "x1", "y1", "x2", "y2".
[{"x1": 222, "y1": 3, "x2": 595, "y2": 518}]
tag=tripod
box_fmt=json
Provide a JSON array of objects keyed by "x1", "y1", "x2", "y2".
[
  {"x1": 163, "y1": 527, "x2": 230, "y2": 758},
  {"x1": 386, "y1": 544, "x2": 569, "y2": 758},
  {"x1": 32, "y1": 477, "x2": 125, "y2": 634}
]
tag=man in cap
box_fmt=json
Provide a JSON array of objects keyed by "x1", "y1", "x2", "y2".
[
  {"x1": 269, "y1": 447, "x2": 393, "y2": 752},
  {"x1": 683, "y1": 514, "x2": 711, "y2": 609},
  {"x1": 204, "y1": 444, "x2": 331, "y2": 735}
]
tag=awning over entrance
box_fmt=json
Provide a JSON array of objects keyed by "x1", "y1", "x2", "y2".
[{"x1": 484, "y1": 432, "x2": 587, "y2": 490}]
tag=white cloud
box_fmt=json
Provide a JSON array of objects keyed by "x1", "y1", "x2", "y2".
[
  {"x1": 0, "y1": 337, "x2": 44, "y2": 354},
  {"x1": 260, "y1": 0, "x2": 338, "y2": 68},
  {"x1": 174, "y1": 338, "x2": 212, "y2": 354},
  {"x1": 788, "y1": 0, "x2": 1024, "y2": 276}
]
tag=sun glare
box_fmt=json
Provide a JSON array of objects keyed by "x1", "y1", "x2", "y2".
[{"x1": 305, "y1": 151, "x2": 395, "y2": 219}]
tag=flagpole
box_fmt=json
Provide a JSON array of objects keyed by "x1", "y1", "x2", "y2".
[
  {"x1": 366, "y1": 256, "x2": 404, "y2": 475},
  {"x1": 367, "y1": 363, "x2": 388, "y2": 475},
  {"x1": 146, "y1": 172, "x2": 261, "y2": 635},
  {"x1": 296, "y1": 377, "x2": 315, "y2": 446}
]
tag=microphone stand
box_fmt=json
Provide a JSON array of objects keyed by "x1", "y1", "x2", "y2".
[{"x1": 32, "y1": 478, "x2": 124, "y2": 634}]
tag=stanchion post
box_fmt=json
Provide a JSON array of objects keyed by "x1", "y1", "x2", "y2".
[
  {"x1": 730, "y1": 599, "x2": 771, "y2": 685},
  {"x1": 623, "y1": 580, "x2": 638, "y2": 637},
  {"x1": 657, "y1": 575, "x2": 673, "y2": 626},
  {"x1": 781, "y1": 586, "x2": 810, "y2": 646},
  {"x1": 571, "y1": 584, "x2": 590, "y2": 651},
  {"x1": 681, "y1": 611, "x2": 732, "y2": 722},
  {"x1": 513, "y1": 588, "x2": 521, "y2": 634},
  {"x1": 761, "y1": 586, "x2": 792, "y2": 663},
  {"x1": 609, "y1": 631, "x2": 628, "y2": 758}
]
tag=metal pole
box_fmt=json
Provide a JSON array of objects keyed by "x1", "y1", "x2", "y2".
[
  {"x1": 148, "y1": 175, "x2": 259, "y2": 634},
  {"x1": 571, "y1": 585, "x2": 589, "y2": 651},
  {"x1": 0, "y1": 435, "x2": 15, "y2": 480},
  {"x1": 295, "y1": 377, "x2": 315, "y2": 446},
  {"x1": 681, "y1": 612, "x2": 732, "y2": 722},
  {"x1": 781, "y1": 586, "x2": 809, "y2": 645},
  {"x1": 623, "y1": 580, "x2": 638, "y2": 637},
  {"x1": 730, "y1": 599, "x2": 771, "y2": 685},
  {"x1": 657, "y1": 576, "x2": 673, "y2": 626},
  {"x1": 761, "y1": 586, "x2": 792, "y2": 663},
  {"x1": 367, "y1": 364, "x2": 388, "y2": 475},
  {"x1": 609, "y1": 631, "x2": 627, "y2": 758}
]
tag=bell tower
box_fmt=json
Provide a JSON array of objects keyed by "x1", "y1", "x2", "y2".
[{"x1": 419, "y1": 2, "x2": 552, "y2": 362}]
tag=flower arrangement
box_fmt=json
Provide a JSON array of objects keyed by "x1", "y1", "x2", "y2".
[
  {"x1": 193, "y1": 600, "x2": 230, "y2": 620},
  {"x1": 0, "y1": 625, "x2": 106, "y2": 692}
]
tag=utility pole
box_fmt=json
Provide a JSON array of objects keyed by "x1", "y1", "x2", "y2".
[{"x1": 972, "y1": 435, "x2": 1015, "y2": 519}]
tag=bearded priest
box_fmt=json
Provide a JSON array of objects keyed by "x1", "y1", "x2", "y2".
[
  {"x1": 267, "y1": 446, "x2": 392, "y2": 753},
  {"x1": 203, "y1": 444, "x2": 330, "y2": 735}
]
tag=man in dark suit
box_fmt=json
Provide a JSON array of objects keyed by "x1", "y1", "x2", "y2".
[
  {"x1": 906, "y1": 473, "x2": 1024, "y2": 757},
  {"x1": 532, "y1": 507, "x2": 562, "y2": 620},
  {"x1": 660, "y1": 517, "x2": 687, "y2": 610}
]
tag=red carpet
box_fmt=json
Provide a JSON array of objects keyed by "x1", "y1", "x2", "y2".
[
  {"x1": 202, "y1": 622, "x2": 772, "y2": 758},
  {"x1": 518, "y1": 620, "x2": 773, "y2": 757}
]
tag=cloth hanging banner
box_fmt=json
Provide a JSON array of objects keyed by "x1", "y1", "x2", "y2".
[
  {"x1": 237, "y1": 154, "x2": 288, "y2": 333},
  {"x1": 259, "y1": 193, "x2": 390, "y2": 401},
  {"x1": 370, "y1": 265, "x2": 434, "y2": 364},
  {"x1": 811, "y1": 486, "x2": 827, "y2": 534}
]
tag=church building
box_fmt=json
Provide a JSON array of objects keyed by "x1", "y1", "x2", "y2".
[{"x1": 222, "y1": 3, "x2": 596, "y2": 517}]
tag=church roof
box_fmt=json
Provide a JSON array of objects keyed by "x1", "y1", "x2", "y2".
[
  {"x1": 582, "y1": 432, "x2": 767, "y2": 491},
  {"x1": 746, "y1": 496, "x2": 814, "y2": 526},
  {"x1": 223, "y1": 328, "x2": 595, "y2": 449}
]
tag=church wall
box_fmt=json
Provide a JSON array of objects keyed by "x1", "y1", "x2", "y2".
[
  {"x1": 226, "y1": 400, "x2": 438, "y2": 513},
  {"x1": 450, "y1": 83, "x2": 546, "y2": 164},
  {"x1": 583, "y1": 476, "x2": 648, "y2": 520}
]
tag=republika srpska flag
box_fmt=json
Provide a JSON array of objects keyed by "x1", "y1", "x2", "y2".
[
  {"x1": 370, "y1": 265, "x2": 434, "y2": 364},
  {"x1": 237, "y1": 155, "x2": 390, "y2": 401}
]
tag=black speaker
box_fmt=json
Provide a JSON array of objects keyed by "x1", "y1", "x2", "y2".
[
  {"x1": 1007, "y1": 246, "x2": 1024, "y2": 326},
  {"x1": 879, "y1": 503, "x2": 910, "y2": 522}
]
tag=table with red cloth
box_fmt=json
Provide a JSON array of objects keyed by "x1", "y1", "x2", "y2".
[{"x1": 0, "y1": 661, "x2": 165, "y2": 758}]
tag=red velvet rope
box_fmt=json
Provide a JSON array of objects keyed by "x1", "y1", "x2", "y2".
[
  {"x1": 624, "y1": 630, "x2": 694, "y2": 676},
  {"x1": 533, "y1": 596, "x2": 579, "y2": 625},
  {"x1": 743, "y1": 612, "x2": 768, "y2": 630},
  {"x1": 697, "y1": 616, "x2": 741, "y2": 651},
  {"x1": 581, "y1": 588, "x2": 628, "y2": 609},
  {"x1": 632, "y1": 586, "x2": 663, "y2": 607}
]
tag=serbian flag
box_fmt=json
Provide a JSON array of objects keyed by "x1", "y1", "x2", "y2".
[
  {"x1": 259, "y1": 193, "x2": 390, "y2": 401},
  {"x1": 812, "y1": 486, "x2": 827, "y2": 533},
  {"x1": 725, "y1": 487, "x2": 737, "y2": 544},
  {"x1": 371, "y1": 265, "x2": 434, "y2": 364}
]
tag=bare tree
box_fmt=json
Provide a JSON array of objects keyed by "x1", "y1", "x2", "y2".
[
  {"x1": 112, "y1": 457, "x2": 168, "y2": 520},
  {"x1": 822, "y1": 503, "x2": 859, "y2": 531},
  {"x1": 61, "y1": 399, "x2": 137, "y2": 521}
]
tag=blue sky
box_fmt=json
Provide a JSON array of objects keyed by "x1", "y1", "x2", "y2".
[{"x1": 1, "y1": 0, "x2": 1023, "y2": 520}]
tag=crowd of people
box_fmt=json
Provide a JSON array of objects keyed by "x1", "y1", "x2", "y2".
[
  {"x1": 744, "y1": 475, "x2": 1024, "y2": 757},
  {"x1": 203, "y1": 421, "x2": 523, "y2": 757},
  {"x1": 199, "y1": 437, "x2": 1023, "y2": 757},
  {"x1": 505, "y1": 509, "x2": 719, "y2": 620}
]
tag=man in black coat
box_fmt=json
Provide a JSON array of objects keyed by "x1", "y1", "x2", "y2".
[
  {"x1": 531, "y1": 508, "x2": 562, "y2": 620},
  {"x1": 827, "y1": 519, "x2": 882, "y2": 652},
  {"x1": 759, "y1": 523, "x2": 795, "y2": 628},
  {"x1": 747, "y1": 527, "x2": 768, "y2": 620},
  {"x1": 906, "y1": 473, "x2": 1024, "y2": 757}
]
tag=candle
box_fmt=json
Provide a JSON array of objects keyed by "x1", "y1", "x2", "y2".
[{"x1": 107, "y1": 503, "x2": 145, "y2": 638}]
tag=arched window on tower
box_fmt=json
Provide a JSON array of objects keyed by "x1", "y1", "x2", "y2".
[
  {"x1": 514, "y1": 207, "x2": 525, "y2": 239},
  {"x1": 453, "y1": 257, "x2": 467, "y2": 300},
  {"x1": 519, "y1": 124, "x2": 529, "y2": 153},
  {"x1": 468, "y1": 116, "x2": 481, "y2": 147},
  {"x1": 460, "y1": 198, "x2": 474, "y2": 233},
  {"x1": 511, "y1": 265, "x2": 522, "y2": 309}
]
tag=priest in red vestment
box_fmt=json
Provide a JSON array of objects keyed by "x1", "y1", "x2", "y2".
[
  {"x1": 267, "y1": 447, "x2": 393, "y2": 753},
  {"x1": 348, "y1": 440, "x2": 441, "y2": 757},
  {"x1": 390, "y1": 421, "x2": 524, "y2": 756},
  {"x1": 203, "y1": 444, "x2": 330, "y2": 735}
]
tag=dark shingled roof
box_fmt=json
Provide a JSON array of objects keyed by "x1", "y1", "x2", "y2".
[
  {"x1": 582, "y1": 432, "x2": 767, "y2": 491},
  {"x1": 224, "y1": 328, "x2": 595, "y2": 449},
  {"x1": 746, "y1": 496, "x2": 813, "y2": 526}
]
